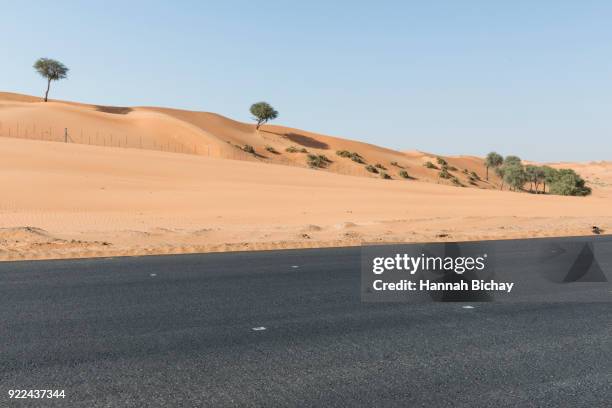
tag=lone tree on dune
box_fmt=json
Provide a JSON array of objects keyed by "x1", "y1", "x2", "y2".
[
  {"x1": 33, "y1": 58, "x2": 69, "y2": 102},
  {"x1": 484, "y1": 152, "x2": 503, "y2": 181},
  {"x1": 250, "y1": 102, "x2": 278, "y2": 130}
]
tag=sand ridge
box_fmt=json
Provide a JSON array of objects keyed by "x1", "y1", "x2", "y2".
[{"x1": 0, "y1": 91, "x2": 501, "y2": 186}]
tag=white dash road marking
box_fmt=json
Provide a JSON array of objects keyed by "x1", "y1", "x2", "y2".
[
  {"x1": 462, "y1": 305, "x2": 475, "y2": 309},
  {"x1": 150, "y1": 274, "x2": 157, "y2": 277},
  {"x1": 252, "y1": 327, "x2": 267, "y2": 331},
  {"x1": 291, "y1": 265, "x2": 300, "y2": 268}
]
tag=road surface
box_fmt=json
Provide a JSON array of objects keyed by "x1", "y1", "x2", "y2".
[{"x1": 1, "y1": 236, "x2": 611, "y2": 407}]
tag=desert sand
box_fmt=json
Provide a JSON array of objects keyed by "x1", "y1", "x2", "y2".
[{"x1": 0, "y1": 92, "x2": 610, "y2": 261}]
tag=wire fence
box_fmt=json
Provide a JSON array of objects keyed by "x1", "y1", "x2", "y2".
[
  {"x1": 0, "y1": 121, "x2": 388, "y2": 177},
  {"x1": 0, "y1": 120, "x2": 258, "y2": 160}
]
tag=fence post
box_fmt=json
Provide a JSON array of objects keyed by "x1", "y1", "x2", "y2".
[{"x1": 64, "y1": 128, "x2": 68, "y2": 143}]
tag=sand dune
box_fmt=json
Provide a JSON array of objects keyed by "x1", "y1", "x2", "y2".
[
  {"x1": 0, "y1": 92, "x2": 610, "y2": 261},
  {"x1": 0, "y1": 137, "x2": 611, "y2": 261},
  {"x1": 0, "y1": 91, "x2": 499, "y2": 186}
]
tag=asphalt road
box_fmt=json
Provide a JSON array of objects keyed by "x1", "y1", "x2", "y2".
[{"x1": 1, "y1": 236, "x2": 611, "y2": 407}]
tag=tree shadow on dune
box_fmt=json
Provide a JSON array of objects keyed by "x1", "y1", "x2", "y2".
[
  {"x1": 263, "y1": 130, "x2": 329, "y2": 150},
  {"x1": 95, "y1": 106, "x2": 133, "y2": 115}
]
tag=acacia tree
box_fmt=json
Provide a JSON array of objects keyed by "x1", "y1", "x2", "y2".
[
  {"x1": 498, "y1": 156, "x2": 522, "y2": 191},
  {"x1": 541, "y1": 166, "x2": 557, "y2": 194},
  {"x1": 503, "y1": 163, "x2": 527, "y2": 191},
  {"x1": 495, "y1": 166, "x2": 505, "y2": 190},
  {"x1": 33, "y1": 58, "x2": 69, "y2": 102},
  {"x1": 503, "y1": 155, "x2": 522, "y2": 166},
  {"x1": 484, "y1": 152, "x2": 503, "y2": 181},
  {"x1": 250, "y1": 102, "x2": 278, "y2": 130},
  {"x1": 525, "y1": 165, "x2": 545, "y2": 193}
]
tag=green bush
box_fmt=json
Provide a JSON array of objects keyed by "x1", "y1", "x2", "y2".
[
  {"x1": 336, "y1": 150, "x2": 365, "y2": 164},
  {"x1": 365, "y1": 165, "x2": 379, "y2": 173},
  {"x1": 439, "y1": 168, "x2": 451, "y2": 179},
  {"x1": 549, "y1": 169, "x2": 591, "y2": 196},
  {"x1": 436, "y1": 157, "x2": 448, "y2": 166},
  {"x1": 242, "y1": 144, "x2": 255, "y2": 154},
  {"x1": 380, "y1": 172, "x2": 391, "y2": 179},
  {"x1": 470, "y1": 171, "x2": 480, "y2": 180},
  {"x1": 350, "y1": 154, "x2": 365, "y2": 164},
  {"x1": 424, "y1": 161, "x2": 437, "y2": 169},
  {"x1": 286, "y1": 146, "x2": 307, "y2": 153},
  {"x1": 399, "y1": 170, "x2": 410, "y2": 179},
  {"x1": 265, "y1": 145, "x2": 279, "y2": 154},
  {"x1": 451, "y1": 177, "x2": 463, "y2": 186},
  {"x1": 307, "y1": 154, "x2": 330, "y2": 168},
  {"x1": 374, "y1": 163, "x2": 387, "y2": 170}
]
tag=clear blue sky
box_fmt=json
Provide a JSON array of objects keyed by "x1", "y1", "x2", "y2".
[{"x1": 3, "y1": 1, "x2": 611, "y2": 161}]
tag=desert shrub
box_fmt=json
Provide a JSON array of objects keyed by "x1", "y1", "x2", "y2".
[
  {"x1": 336, "y1": 150, "x2": 365, "y2": 163},
  {"x1": 462, "y1": 168, "x2": 469, "y2": 174},
  {"x1": 399, "y1": 170, "x2": 410, "y2": 179},
  {"x1": 307, "y1": 154, "x2": 329, "y2": 168},
  {"x1": 548, "y1": 169, "x2": 591, "y2": 196},
  {"x1": 448, "y1": 165, "x2": 458, "y2": 172},
  {"x1": 350, "y1": 153, "x2": 365, "y2": 164},
  {"x1": 390, "y1": 161, "x2": 399, "y2": 167},
  {"x1": 436, "y1": 157, "x2": 448, "y2": 166},
  {"x1": 365, "y1": 165, "x2": 379, "y2": 173},
  {"x1": 265, "y1": 145, "x2": 279, "y2": 154},
  {"x1": 374, "y1": 163, "x2": 387, "y2": 170},
  {"x1": 380, "y1": 172, "x2": 391, "y2": 179},
  {"x1": 470, "y1": 171, "x2": 480, "y2": 180},
  {"x1": 424, "y1": 161, "x2": 437, "y2": 169},
  {"x1": 451, "y1": 177, "x2": 463, "y2": 186},
  {"x1": 286, "y1": 146, "x2": 307, "y2": 153},
  {"x1": 242, "y1": 144, "x2": 255, "y2": 154},
  {"x1": 439, "y1": 168, "x2": 451, "y2": 179}
]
